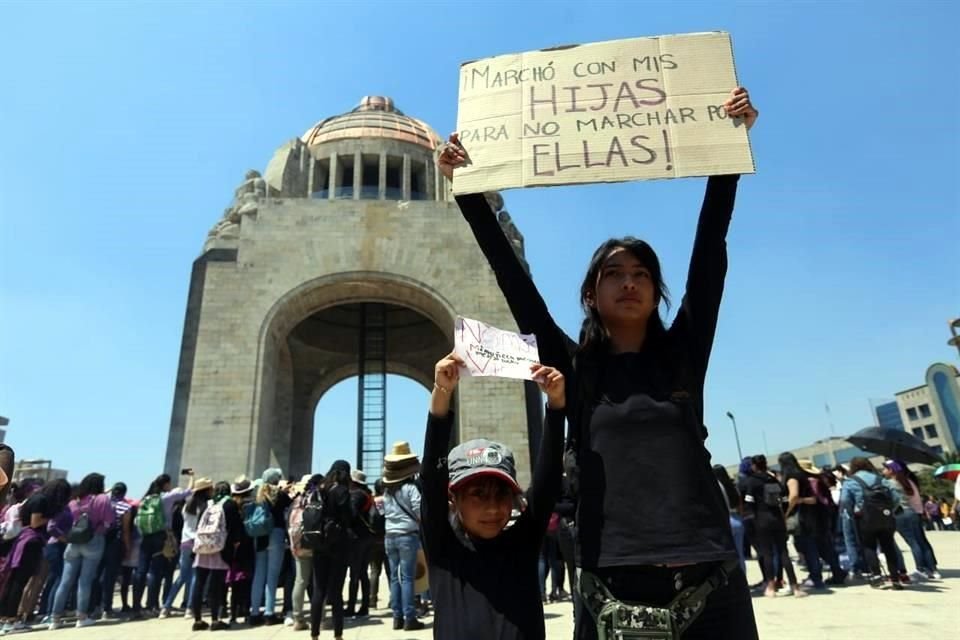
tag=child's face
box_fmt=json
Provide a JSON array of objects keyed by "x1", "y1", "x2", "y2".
[{"x1": 451, "y1": 476, "x2": 515, "y2": 540}]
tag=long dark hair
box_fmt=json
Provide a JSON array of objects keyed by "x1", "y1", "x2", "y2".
[
  {"x1": 848, "y1": 457, "x2": 877, "y2": 475},
  {"x1": 777, "y1": 453, "x2": 806, "y2": 480},
  {"x1": 578, "y1": 237, "x2": 670, "y2": 356},
  {"x1": 324, "y1": 461, "x2": 351, "y2": 488},
  {"x1": 184, "y1": 487, "x2": 213, "y2": 516},
  {"x1": 712, "y1": 465, "x2": 740, "y2": 509},
  {"x1": 77, "y1": 473, "x2": 105, "y2": 499},
  {"x1": 145, "y1": 474, "x2": 171, "y2": 498},
  {"x1": 40, "y1": 479, "x2": 72, "y2": 511}
]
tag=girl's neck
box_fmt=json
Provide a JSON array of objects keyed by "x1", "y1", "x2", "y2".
[{"x1": 607, "y1": 323, "x2": 647, "y2": 353}]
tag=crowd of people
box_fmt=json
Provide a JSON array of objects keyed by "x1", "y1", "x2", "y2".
[
  {"x1": 0, "y1": 85, "x2": 954, "y2": 640},
  {"x1": 0, "y1": 453, "x2": 441, "y2": 639},
  {"x1": 725, "y1": 453, "x2": 954, "y2": 598}
]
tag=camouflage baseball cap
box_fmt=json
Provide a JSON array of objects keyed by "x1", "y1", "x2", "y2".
[{"x1": 448, "y1": 439, "x2": 521, "y2": 493}]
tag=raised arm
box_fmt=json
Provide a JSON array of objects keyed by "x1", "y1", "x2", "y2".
[
  {"x1": 522, "y1": 363, "x2": 566, "y2": 530},
  {"x1": 672, "y1": 87, "x2": 757, "y2": 380},
  {"x1": 420, "y1": 355, "x2": 460, "y2": 551},
  {"x1": 440, "y1": 137, "x2": 574, "y2": 376}
]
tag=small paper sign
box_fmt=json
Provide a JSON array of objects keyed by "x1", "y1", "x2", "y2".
[{"x1": 454, "y1": 316, "x2": 540, "y2": 380}]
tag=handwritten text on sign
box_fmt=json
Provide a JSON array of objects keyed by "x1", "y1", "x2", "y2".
[
  {"x1": 454, "y1": 317, "x2": 540, "y2": 381},
  {"x1": 453, "y1": 32, "x2": 755, "y2": 194}
]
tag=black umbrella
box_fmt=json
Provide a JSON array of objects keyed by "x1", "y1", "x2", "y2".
[{"x1": 846, "y1": 426, "x2": 944, "y2": 466}]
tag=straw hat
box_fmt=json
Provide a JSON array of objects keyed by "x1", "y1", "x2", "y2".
[
  {"x1": 798, "y1": 459, "x2": 822, "y2": 474},
  {"x1": 352, "y1": 469, "x2": 367, "y2": 484},
  {"x1": 193, "y1": 477, "x2": 215, "y2": 492},
  {"x1": 231, "y1": 475, "x2": 255, "y2": 495},
  {"x1": 384, "y1": 441, "x2": 418, "y2": 463}
]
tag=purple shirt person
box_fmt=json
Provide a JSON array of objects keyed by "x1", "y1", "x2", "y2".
[{"x1": 70, "y1": 493, "x2": 115, "y2": 535}]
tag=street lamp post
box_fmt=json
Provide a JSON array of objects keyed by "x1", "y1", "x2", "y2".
[{"x1": 726, "y1": 411, "x2": 744, "y2": 461}]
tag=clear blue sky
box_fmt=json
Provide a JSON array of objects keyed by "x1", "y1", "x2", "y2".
[{"x1": 1, "y1": 1, "x2": 957, "y2": 496}]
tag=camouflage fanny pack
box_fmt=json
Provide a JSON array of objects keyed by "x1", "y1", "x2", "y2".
[{"x1": 577, "y1": 560, "x2": 738, "y2": 640}]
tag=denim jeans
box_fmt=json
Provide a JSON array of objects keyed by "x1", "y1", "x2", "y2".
[
  {"x1": 52, "y1": 533, "x2": 105, "y2": 618},
  {"x1": 163, "y1": 544, "x2": 195, "y2": 609},
  {"x1": 263, "y1": 527, "x2": 285, "y2": 616},
  {"x1": 133, "y1": 531, "x2": 167, "y2": 611},
  {"x1": 384, "y1": 533, "x2": 419, "y2": 623},
  {"x1": 841, "y1": 511, "x2": 862, "y2": 572},
  {"x1": 98, "y1": 534, "x2": 124, "y2": 614},
  {"x1": 794, "y1": 533, "x2": 824, "y2": 587},
  {"x1": 40, "y1": 542, "x2": 66, "y2": 617},
  {"x1": 729, "y1": 514, "x2": 746, "y2": 574},
  {"x1": 250, "y1": 547, "x2": 267, "y2": 617}
]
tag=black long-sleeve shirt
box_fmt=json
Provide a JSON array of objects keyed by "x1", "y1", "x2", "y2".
[
  {"x1": 421, "y1": 407, "x2": 565, "y2": 640},
  {"x1": 454, "y1": 176, "x2": 740, "y2": 568}
]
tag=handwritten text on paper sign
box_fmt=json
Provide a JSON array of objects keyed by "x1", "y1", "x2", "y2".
[
  {"x1": 454, "y1": 317, "x2": 541, "y2": 381},
  {"x1": 453, "y1": 31, "x2": 755, "y2": 194}
]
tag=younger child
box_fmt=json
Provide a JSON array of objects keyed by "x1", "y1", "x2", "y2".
[{"x1": 421, "y1": 352, "x2": 565, "y2": 640}]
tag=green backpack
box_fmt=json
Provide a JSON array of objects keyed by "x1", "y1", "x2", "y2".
[{"x1": 136, "y1": 494, "x2": 166, "y2": 535}]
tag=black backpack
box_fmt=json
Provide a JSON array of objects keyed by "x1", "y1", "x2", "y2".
[
  {"x1": 300, "y1": 488, "x2": 346, "y2": 554},
  {"x1": 852, "y1": 475, "x2": 897, "y2": 532}
]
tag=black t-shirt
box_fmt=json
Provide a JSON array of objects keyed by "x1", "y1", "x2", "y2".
[
  {"x1": 455, "y1": 175, "x2": 741, "y2": 569},
  {"x1": 421, "y1": 409, "x2": 564, "y2": 640},
  {"x1": 20, "y1": 494, "x2": 55, "y2": 525},
  {"x1": 741, "y1": 472, "x2": 786, "y2": 532},
  {"x1": 784, "y1": 471, "x2": 817, "y2": 534}
]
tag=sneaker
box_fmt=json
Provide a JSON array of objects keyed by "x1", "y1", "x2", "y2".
[
  {"x1": 101, "y1": 611, "x2": 118, "y2": 621},
  {"x1": 404, "y1": 619, "x2": 426, "y2": 631},
  {"x1": 393, "y1": 617, "x2": 404, "y2": 630},
  {"x1": 928, "y1": 570, "x2": 943, "y2": 580},
  {"x1": 90, "y1": 607, "x2": 103, "y2": 620},
  {"x1": 776, "y1": 585, "x2": 793, "y2": 596},
  {"x1": 192, "y1": 620, "x2": 210, "y2": 631},
  {"x1": 284, "y1": 616, "x2": 295, "y2": 627},
  {"x1": 868, "y1": 574, "x2": 885, "y2": 589},
  {"x1": 1, "y1": 623, "x2": 14, "y2": 634},
  {"x1": 210, "y1": 620, "x2": 230, "y2": 631},
  {"x1": 158, "y1": 608, "x2": 170, "y2": 619},
  {"x1": 76, "y1": 617, "x2": 96, "y2": 628},
  {"x1": 264, "y1": 614, "x2": 282, "y2": 626},
  {"x1": 294, "y1": 620, "x2": 309, "y2": 631},
  {"x1": 898, "y1": 574, "x2": 912, "y2": 585},
  {"x1": 48, "y1": 619, "x2": 62, "y2": 631},
  {"x1": 353, "y1": 608, "x2": 369, "y2": 619},
  {"x1": 9, "y1": 621, "x2": 32, "y2": 634},
  {"x1": 891, "y1": 580, "x2": 905, "y2": 591},
  {"x1": 184, "y1": 609, "x2": 194, "y2": 619},
  {"x1": 248, "y1": 615, "x2": 265, "y2": 627}
]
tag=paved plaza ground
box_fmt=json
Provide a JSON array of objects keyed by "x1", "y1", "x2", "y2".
[{"x1": 21, "y1": 531, "x2": 959, "y2": 639}]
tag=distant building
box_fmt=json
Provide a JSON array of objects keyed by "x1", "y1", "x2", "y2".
[
  {"x1": 874, "y1": 400, "x2": 905, "y2": 431},
  {"x1": 13, "y1": 459, "x2": 68, "y2": 483},
  {"x1": 894, "y1": 363, "x2": 959, "y2": 455}
]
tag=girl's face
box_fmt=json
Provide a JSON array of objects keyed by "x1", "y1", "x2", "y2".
[
  {"x1": 450, "y1": 477, "x2": 514, "y2": 540},
  {"x1": 590, "y1": 248, "x2": 656, "y2": 330}
]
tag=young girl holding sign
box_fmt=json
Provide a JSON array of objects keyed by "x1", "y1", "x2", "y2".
[{"x1": 439, "y1": 87, "x2": 760, "y2": 639}]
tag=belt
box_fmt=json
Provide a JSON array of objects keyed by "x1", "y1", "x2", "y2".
[{"x1": 578, "y1": 559, "x2": 739, "y2": 639}]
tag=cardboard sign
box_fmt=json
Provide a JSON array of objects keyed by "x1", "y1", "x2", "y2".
[
  {"x1": 454, "y1": 317, "x2": 540, "y2": 381},
  {"x1": 453, "y1": 31, "x2": 755, "y2": 194}
]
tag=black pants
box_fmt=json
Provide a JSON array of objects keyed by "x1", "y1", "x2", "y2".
[
  {"x1": 574, "y1": 563, "x2": 758, "y2": 640},
  {"x1": 230, "y1": 578, "x2": 251, "y2": 621},
  {"x1": 0, "y1": 541, "x2": 43, "y2": 618},
  {"x1": 192, "y1": 568, "x2": 225, "y2": 622},
  {"x1": 368, "y1": 542, "x2": 385, "y2": 606},
  {"x1": 860, "y1": 527, "x2": 899, "y2": 577},
  {"x1": 754, "y1": 526, "x2": 798, "y2": 586},
  {"x1": 557, "y1": 523, "x2": 579, "y2": 623},
  {"x1": 310, "y1": 550, "x2": 349, "y2": 637},
  {"x1": 281, "y1": 550, "x2": 295, "y2": 616},
  {"x1": 346, "y1": 536, "x2": 373, "y2": 613}
]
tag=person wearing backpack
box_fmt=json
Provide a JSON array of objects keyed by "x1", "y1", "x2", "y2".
[
  {"x1": 840, "y1": 457, "x2": 903, "y2": 589},
  {"x1": 159, "y1": 478, "x2": 214, "y2": 619},
  {"x1": 221, "y1": 478, "x2": 255, "y2": 626},
  {"x1": 287, "y1": 474, "x2": 321, "y2": 632},
  {"x1": 741, "y1": 455, "x2": 805, "y2": 598},
  {"x1": 779, "y1": 453, "x2": 827, "y2": 590},
  {"x1": 246, "y1": 468, "x2": 292, "y2": 627},
  {"x1": 308, "y1": 460, "x2": 355, "y2": 640},
  {"x1": 343, "y1": 469, "x2": 374, "y2": 619},
  {"x1": 48, "y1": 473, "x2": 115, "y2": 630},
  {"x1": 131, "y1": 472, "x2": 194, "y2": 618}
]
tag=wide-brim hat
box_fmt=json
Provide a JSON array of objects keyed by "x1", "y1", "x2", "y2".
[
  {"x1": 384, "y1": 441, "x2": 418, "y2": 463},
  {"x1": 352, "y1": 469, "x2": 367, "y2": 484},
  {"x1": 798, "y1": 459, "x2": 822, "y2": 474},
  {"x1": 231, "y1": 475, "x2": 254, "y2": 495},
  {"x1": 193, "y1": 477, "x2": 215, "y2": 492},
  {"x1": 382, "y1": 458, "x2": 421, "y2": 485},
  {"x1": 291, "y1": 473, "x2": 313, "y2": 495}
]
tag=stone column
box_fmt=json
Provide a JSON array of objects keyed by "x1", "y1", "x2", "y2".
[
  {"x1": 328, "y1": 153, "x2": 338, "y2": 201},
  {"x1": 353, "y1": 151, "x2": 362, "y2": 200},
  {"x1": 402, "y1": 153, "x2": 411, "y2": 201},
  {"x1": 378, "y1": 151, "x2": 387, "y2": 200}
]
